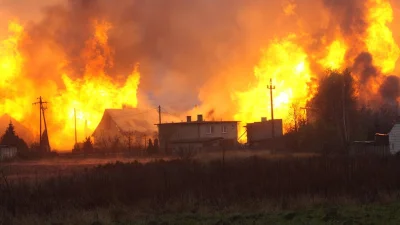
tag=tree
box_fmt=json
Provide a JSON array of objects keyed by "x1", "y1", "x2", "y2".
[
  {"x1": 147, "y1": 139, "x2": 154, "y2": 154},
  {"x1": 0, "y1": 121, "x2": 28, "y2": 152},
  {"x1": 83, "y1": 137, "x2": 94, "y2": 153},
  {"x1": 153, "y1": 138, "x2": 159, "y2": 153},
  {"x1": 309, "y1": 69, "x2": 357, "y2": 152}
]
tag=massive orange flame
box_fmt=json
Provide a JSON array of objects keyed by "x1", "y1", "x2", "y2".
[
  {"x1": 232, "y1": 0, "x2": 399, "y2": 141},
  {"x1": 0, "y1": 0, "x2": 399, "y2": 149},
  {"x1": 0, "y1": 20, "x2": 140, "y2": 150},
  {"x1": 365, "y1": 0, "x2": 400, "y2": 74},
  {"x1": 233, "y1": 35, "x2": 313, "y2": 136}
]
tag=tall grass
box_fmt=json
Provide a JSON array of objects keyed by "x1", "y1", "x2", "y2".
[{"x1": 2, "y1": 155, "x2": 400, "y2": 216}]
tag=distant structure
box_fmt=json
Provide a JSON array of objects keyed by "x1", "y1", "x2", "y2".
[
  {"x1": 92, "y1": 108, "x2": 154, "y2": 150},
  {"x1": 351, "y1": 133, "x2": 389, "y2": 156},
  {"x1": 246, "y1": 117, "x2": 283, "y2": 148},
  {"x1": 0, "y1": 145, "x2": 17, "y2": 161},
  {"x1": 156, "y1": 114, "x2": 239, "y2": 154},
  {"x1": 388, "y1": 120, "x2": 400, "y2": 155}
]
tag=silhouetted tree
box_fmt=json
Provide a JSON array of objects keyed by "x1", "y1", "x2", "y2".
[
  {"x1": 0, "y1": 121, "x2": 28, "y2": 151},
  {"x1": 147, "y1": 139, "x2": 154, "y2": 154},
  {"x1": 83, "y1": 137, "x2": 94, "y2": 153},
  {"x1": 308, "y1": 69, "x2": 357, "y2": 152},
  {"x1": 153, "y1": 138, "x2": 159, "y2": 153}
]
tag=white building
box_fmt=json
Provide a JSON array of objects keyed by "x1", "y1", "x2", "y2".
[
  {"x1": 389, "y1": 123, "x2": 400, "y2": 154},
  {"x1": 0, "y1": 145, "x2": 17, "y2": 161}
]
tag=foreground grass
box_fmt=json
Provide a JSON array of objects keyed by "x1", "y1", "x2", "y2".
[
  {"x1": 2, "y1": 155, "x2": 400, "y2": 224},
  {"x1": 5, "y1": 202, "x2": 400, "y2": 225}
]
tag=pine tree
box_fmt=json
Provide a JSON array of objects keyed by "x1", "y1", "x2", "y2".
[
  {"x1": 83, "y1": 137, "x2": 94, "y2": 153},
  {"x1": 0, "y1": 121, "x2": 28, "y2": 151}
]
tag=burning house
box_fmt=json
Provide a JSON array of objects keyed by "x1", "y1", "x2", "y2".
[
  {"x1": 92, "y1": 109, "x2": 154, "y2": 150},
  {"x1": 246, "y1": 118, "x2": 283, "y2": 148},
  {"x1": 157, "y1": 114, "x2": 239, "y2": 154}
]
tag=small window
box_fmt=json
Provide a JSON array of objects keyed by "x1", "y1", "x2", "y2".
[
  {"x1": 222, "y1": 125, "x2": 227, "y2": 133},
  {"x1": 206, "y1": 125, "x2": 214, "y2": 134}
]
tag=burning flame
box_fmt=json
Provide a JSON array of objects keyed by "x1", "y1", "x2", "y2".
[
  {"x1": 233, "y1": 0, "x2": 399, "y2": 141},
  {"x1": 319, "y1": 39, "x2": 348, "y2": 70},
  {"x1": 0, "y1": 0, "x2": 399, "y2": 149},
  {"x1": 233, "y1": 35, "x2": 312, "y2": 136},
  {"x1": 365, "y1": 0, "x2": 400, "y2": 74},
  {"x1": 0, "y1": 19, "x2": 140, "y2": 150},
  {"x1": 0, "y1": 21, "x2": 28, "y2": 121}
]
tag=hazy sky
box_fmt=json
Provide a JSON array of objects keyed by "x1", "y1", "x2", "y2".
[{"x1": 0, "y1": 0, "x2": 63, "y2": 36}]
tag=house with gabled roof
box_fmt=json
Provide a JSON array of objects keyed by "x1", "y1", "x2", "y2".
[{"x1": 92, "y1": 108, "x2": 155, "y2": 150}]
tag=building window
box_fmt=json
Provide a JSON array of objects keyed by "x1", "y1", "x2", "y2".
[
  {"x1": 222, "y1": 125, "x2": 227, "y2": 133},
  {"x1": 206, "y1": 125, "x2": 214, "y2": 134}
]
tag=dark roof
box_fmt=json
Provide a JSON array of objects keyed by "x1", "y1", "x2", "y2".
[
  {"x1": 156, "y1": 121, "x2": 239, "y2": 126},
  {"x1": 170, "y1": 137, "x2": 224, "y2": 144},
  {"x1": 352, "y1": 141, "x2": 375, "y2": 145}
]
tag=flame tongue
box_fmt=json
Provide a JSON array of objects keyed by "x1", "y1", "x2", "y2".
[
  {"x1": 233, "y1": 35, "x2": 313, "y2": 137},
  {"x1": 365, "y1": 0, "x2": 400, "y2": 74},
  {"x1": 0, "y1": 19, "x2": 140, "y2": 150},
  {"x1": 0, "y1": 0, "x2": 399, "y2": 149}
]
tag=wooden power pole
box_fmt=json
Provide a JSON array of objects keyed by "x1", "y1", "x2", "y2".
[
  {"x1": 158, "y1": 105, "x2": 162, "y2": 124},
  {"x1": 267, "y1": 78, "x2": 276, "y2": 138},
  {"x1": 33, "y1": 96, "x2": 50, "y2": 152},
  {"x1": 74, "y1": 108, "x2": 77, "y2": 146}
]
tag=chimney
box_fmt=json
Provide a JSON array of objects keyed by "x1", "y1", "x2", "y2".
[
  {"x1": 187, "y1": 116, "x2": 192, "y2": 122},
  {"x1": 261, "y1": 117, "x2": 267, "y2": 122},
  {"x1": 197, "y1": 114, "x2": 203, "y2": 122}
]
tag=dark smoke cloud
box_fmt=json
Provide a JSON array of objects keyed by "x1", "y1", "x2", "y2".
[
  {"x1": 352, "y1": 52, "x2": 378, "y2": 83},
  {"x1": 20, "y1": 0, "x2": 293, "y2": 112},
  {"x1": 4, "y1": 0, "x2": 399, "y2": 116},
  {"x1": 321, "y1": 0, "x2": 369, "y2": 63},
  {"x1": 379, "y1": 75, "x2": 400, "y2": 101},
  {"x1": 322, "y1": 0, "x2": 367, "y2": 37}
]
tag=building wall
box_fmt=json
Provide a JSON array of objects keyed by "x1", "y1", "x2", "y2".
[
  {"x1": 158, "y1": 122, "x2": 238, "y2": 152},
  {"x1": 198, "y1": 123, "x2": 238, "y2": 140},
  {"x1": 247, "y1": 119, "x2": 283, "y2": 144},
  {"x1": 389, "y1": 124, "x2": 400, "y2": 154},
  {"x1": 350, "y1": 144, "x2": 390, "y2": 156},
  {"x1": 0, "y1": 147, "x2": 17, "y2": 161},
  {"x1": 92, "y1": 113, "x2": 122, "y2": 148}
]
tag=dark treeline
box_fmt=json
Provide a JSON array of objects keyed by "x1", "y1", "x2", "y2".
[
  {"x1": 2, "y1": 156, "x2": 400, "y2": 216},
  {"x1": 285, "y1": 69, "x2": 398, "y2": 153}
]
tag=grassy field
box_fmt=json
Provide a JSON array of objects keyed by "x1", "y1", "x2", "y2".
[
  {"x1": 1, "y1": 152, "x2": 400, "y2": 224},
  {"x1": 5, "y1": 202, "x2": 400, "y2": 224}
]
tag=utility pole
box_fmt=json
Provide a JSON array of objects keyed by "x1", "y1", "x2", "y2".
[
  {"x1": 74, "y1": 108, "x2": 77, "y2": 146},
  {"x1": 293, "y1": 105, "x2": 298, "y2": 132},
  {"x1": 41, "y1": 104, "x2": 51, "y2": 152},
  {"x1": 158, "y1": 105, "x2": 162, "y2": 125},
  {"x1": 267, "y1": 78, "x2": 276, "y2": 138},
  {"x1": 33, "y1": 96, "x2": 48, "y2": 150},
  {"x1": 342, "y1": 81, "x2": 348, "y2": 148}
]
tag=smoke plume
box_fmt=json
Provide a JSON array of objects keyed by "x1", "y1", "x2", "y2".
[
  {"x1": 380, "y1": 75, "x2": 400, "y2": 102},
  {"x1": 0, "y1": 0, "x2": 399, "y2": 149}
]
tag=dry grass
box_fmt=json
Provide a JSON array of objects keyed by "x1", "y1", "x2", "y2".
[{"x1": 2, "y1": 153, "x2": 400, "y2": 224}]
